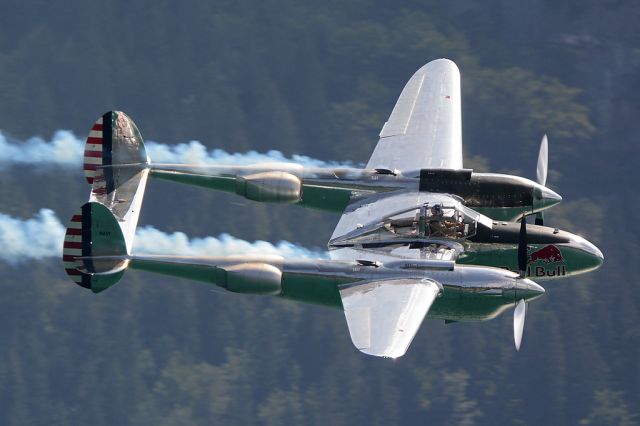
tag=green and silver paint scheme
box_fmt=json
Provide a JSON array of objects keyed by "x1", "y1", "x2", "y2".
[
  {"x1": 148, "y1": 165, "x2": 561, "y2": 220},
  {"x1": 330, "y1": 239, "x2": 602, "y2": 283},
  {"x1": 64, "y1": 111, "x2": 150, "y2": 290},
  {"x1": 66, "y1": 58, "x2": 593, "y2": 355},
  {"x1": 327, "y1": 190, "x2": 603, "y2": 280},
  {"x1": 85, "y1": 252, "x2": 545, "y2": 323},
  {"x1": 459, "y1": 227, "x2": 603, "y2": 280},
  {"x1": 69, "y1": 203, "x2": 544, "y2": 324},
  {"x1": 150, "y1": 166, "x2": 600, "y2": 279}
]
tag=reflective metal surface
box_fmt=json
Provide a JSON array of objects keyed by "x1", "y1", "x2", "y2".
[
  {"x1": 533, "y1": 184, "x2": 563, "y2": 211},
  {"x1": 340, "y1": 278, "x2": 442, "y2": 358},
  {"x1": 64, "y1": 60, "x2": 605, "y2": 358},
  {"x1": 237, "y1": 171, "x2": 302, "y2": 203},
  {"x1": 513, "y1": 299, "x2": 527, "y2": 351},
  {"x1": 367, "y1": 59, "x2": 463, "y2": 171}
]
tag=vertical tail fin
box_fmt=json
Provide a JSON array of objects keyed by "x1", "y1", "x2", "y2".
[
  {"x1": 64, "y1": 111, "x2": 150, "y2": 292},
  {"x1": 84, "y1": 111, "x2": 149, "y2": 186},
  {"x1": 63, "y1": 202, "x2": 128, "y2": 293},
  {"x1": 86, "y1": 111, "x2": 149, "y2": 253}
]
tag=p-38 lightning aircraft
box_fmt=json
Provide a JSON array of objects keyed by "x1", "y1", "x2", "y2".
[{"x1": 64, "y1": 59, "x2": 603, "y2": 358}]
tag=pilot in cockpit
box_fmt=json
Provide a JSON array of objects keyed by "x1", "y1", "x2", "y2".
[{"x1": 428, "y1": 204, "x2": 448, "y2": 236}]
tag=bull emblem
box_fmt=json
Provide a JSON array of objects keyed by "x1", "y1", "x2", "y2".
[{"x1": 528, "y1": 245, "x2": 563, "y2": 263}]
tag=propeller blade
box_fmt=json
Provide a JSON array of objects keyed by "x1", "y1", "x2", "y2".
[
  {"x1": 535, "y1": 211, "x2": 544, "y2": 226},
  {"x1": 536, "y1": 134, "x2": 548, "y2": 186},
  {"x1": 518, "y1": 216, "x2": 528, "y2": 276},
  {"x1": 514, "y1": 298, "x2": 527, "y2": 351}
]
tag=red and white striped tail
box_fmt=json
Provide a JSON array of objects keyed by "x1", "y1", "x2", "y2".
[
  {"x1": 62, "y1": 202, "x2": 127, "y2": 293},
  {"x1": 83, "y1": 111, "x2": 149, "y2": 188},
  {"x1": 63, "y1": 211, "x2": 89, "y2": 288},
  {"x1": 68, "y1": 112, "x2": 149, "y2": 292},
  {"x1": 84, "y1": 115, "x2": 105, "y2": 185}
]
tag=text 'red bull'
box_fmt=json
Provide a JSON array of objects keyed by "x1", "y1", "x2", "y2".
[{"x1": 526, "y1": 245, "x2": 566, "y2": 277}]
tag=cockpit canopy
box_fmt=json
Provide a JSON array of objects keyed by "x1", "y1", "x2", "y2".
[
  {"x1": 384, "y1": 203, "x2": 485, "y2": 239},
  {"x1": 330, "y1": 202, "x2": 492, "y2": 247}
]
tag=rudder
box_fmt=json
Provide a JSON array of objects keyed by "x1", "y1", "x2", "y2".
[
  {"x1": 84, "y1": 111, "x2": 150, "y2": 253},
  {"x1": 66, "y1": 111, "x2": 150, "y2": 293},
  {"x1": 63, "y1": 202, "x2": 129, "y2": 293},
  {"x1": 84, "y1": 111, "x2": 149, "y2": 187}
]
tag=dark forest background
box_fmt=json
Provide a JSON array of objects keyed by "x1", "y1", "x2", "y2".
[{"x1": 0, "y1": 1, "x2": 638, "y2": 424}]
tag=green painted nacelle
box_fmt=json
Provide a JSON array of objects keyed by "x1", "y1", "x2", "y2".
[
  {"x1": 221, "y1": 263, "x2": 283, "y2": 295},
  {"x1": 236, "y1": 171, "x2": 302, "y2": 203}
]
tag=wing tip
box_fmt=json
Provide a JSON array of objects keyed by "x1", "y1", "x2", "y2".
[{"x1": 416, "y1": 58, "x2": 460, "y2": 75}]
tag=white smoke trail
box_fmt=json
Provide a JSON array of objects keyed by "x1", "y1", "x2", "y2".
[
  {"x1": 0, "y1": 130, "x2": 352, "y2": 169},
  {"x1": 145, "y1": 141, "x2": 351, "y2": 168},
  {"x1": 133, "y1": 226, "x2": 327, "y2": 258},
  {"x1": 0, "y1": 209, "x2": 67, "y2": 263},
  {"x1": 0, "y1": 131, "x2": 84, "y2": 168},
  {"x1": 0, "y1": 210, "x2": 326, "y2": 264}
]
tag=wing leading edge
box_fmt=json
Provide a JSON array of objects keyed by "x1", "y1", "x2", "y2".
[
  {"x1": 339, "y1": 278, "x2": 443, "y2": 358},
  {"x1": 367, "y1": 58, "x2": 463, "y2": 172}
]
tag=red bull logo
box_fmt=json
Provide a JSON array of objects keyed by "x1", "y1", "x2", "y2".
[
  {"x1": 526, "y1": 245, "x2": 567, "y2": 278},
  {"x1": 499, "y1": 245, "x2": 568, "y2": 278},
  {"x1": 528, "y1": 245, "x2": 563, "y2": 263},
  {"x1": 526, "y1": 264, "x2": 567, "y2": 278}
]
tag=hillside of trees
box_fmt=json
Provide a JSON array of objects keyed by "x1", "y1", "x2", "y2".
[{"x1": 0, "y1": 1, "x2": 637, "y2": 424}]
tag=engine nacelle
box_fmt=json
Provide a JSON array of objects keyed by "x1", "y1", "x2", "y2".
[
  {"x1": 236, "y1": 171, "x2": 302, "y2": 203},
  {"x1": 221, "y1": 263, "x2": 283, "y2": 295}
]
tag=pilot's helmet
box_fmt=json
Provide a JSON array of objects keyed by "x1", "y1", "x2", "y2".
[{"x1": 431, "y1": 204, "x2": 442, "y2": 215}]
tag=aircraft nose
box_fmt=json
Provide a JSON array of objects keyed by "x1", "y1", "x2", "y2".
[
  {"x1": 534, "y1": 185, "x2": 562, "y2": 210},
  {"x1": 569, "y1": 234, "x2": 604, "y2": 269}
]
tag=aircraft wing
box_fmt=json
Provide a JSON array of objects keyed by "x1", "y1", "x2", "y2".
[
  {"x1": 366, "y1": 59, "x2": 462, "y2": 172},
  {"x1": 339, "y1": 278, "x2": 442, "y2": 358},
  {"x1": 148, "y1": 60, "x2": 463, "y2": 214}
]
